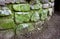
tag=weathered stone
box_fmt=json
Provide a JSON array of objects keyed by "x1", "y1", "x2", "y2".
[
  {"x1": 30, "y1": 3, "x2": 42, "y2": 10},
  {"x1": 48, "y1": 2, "x2": 52, "y2": 8},
  {"x1": 41, "y1": 9, "x2": 48, "y2": 21},
  {"x1": 51, "y1": 2, "x2": 54, "y2": 7},
  {"x1": 0, "y1": 7, "x2": 12, "y2": 16},
  {"x1": 0, "y1": 16, "x2": 15, "y2": 29},
  {"x1": 35, "y1": 21, "x2": 44, "y2": 26},
  {"x1": 5, "y1": 0, "x2": 13, "y2": 3},
  {"x1": 35, "y1": 0, "x2": 40, "y2": 3},
  {"x1": 15, "y1": 12, "x2": 31, "y2": 23},
  {"x1": 31, "y1": 10, "x2": 40, "y2": 22},
  {"x1": 16, "y1": 23, "x2": 34, "y2": 35},
  {"x1": 0, "y1": 0, "x2": 5, "y2": 5},
  {"x1": 49, "y1": 0, "x2": 54, "y2": 2},
  {"x1": 49, "y1": 2, "x2": 54, "y2": 8},
  {"x1": 16, "y1": 0, "x2": 26, "y2": 3},
  {"x1": 48, "y1": 8, "x2": 53, "y2": 16},
  {"x1": 13, "y1": 4, "x2": 30, "y2": 12},
  {"x1": 42, "y1": 3, "x2": 49, "y2": 9},
  {"x1": 0, "y1": 29, "x2": 14, "y2": 39},
  {"x1": 6, "y1": 4, "x2": 13, "y2": 12},
  {"x1": 41, "y1": 0, "x2": 49, "y2": 3}
]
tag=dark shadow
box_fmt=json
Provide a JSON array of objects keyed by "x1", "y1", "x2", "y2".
[
  {"x1": 26, "y1": 0, "x2": 31, "y2": 3},
  {"x1": 54, "y1": 0, "x2": 60, "y2": 15}
]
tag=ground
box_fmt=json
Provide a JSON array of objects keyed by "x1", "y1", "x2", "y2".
[{"x1": 15, "y1": 11, "x2": 60, "y2": 39}]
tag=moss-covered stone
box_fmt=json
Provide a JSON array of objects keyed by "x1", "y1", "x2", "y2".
[
  {"x1": 40, "y1": 9, "x2": 48, "y2": 21},
  {"x1": 0, "y1": 7, "x2": 12, "y2": 16},
  {"x1": 15, "y1": 12, "x2": 32, "y2": 23},
  {"x1": 31, "y1": 10, "x2": 40, "y2": 22},
  {"x1": 30, "y1": 3, "x2": 42, "y2": 10},
  {"x1": 13, "y1": 4, "x2": 30, "y2": 12},
  {"x1": 41, "y1": 0, "x2": 49, "y2": 3},
  {"x1": 0, "y1": 16, "x2": 15, "y2": 29},
  {"x1": 16, "y1": 23, "x2": 34, "y2": 35}
]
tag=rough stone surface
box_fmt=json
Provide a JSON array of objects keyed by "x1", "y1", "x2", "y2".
[
  {"x1": 13, "y1": 4, "x2": 30, "y2": 12},
  {"x1": 0, "y1": 29, "x2": 14, "y2": 39},
  {"x1": 0, "y1": 0, "x2": 54, "y2": 39},
  {"x1": 48, "y1": 8, "x2": 53, "y2": 16},
  {"x1": 41, "y1": 0, "x2": 49, "y2": 3},
  {"x1": 42, "y1": 3, "x2": 49, "y2": 8},
  {"x1": 15, "y1": 12, "x2": 31, "y2": 23}
]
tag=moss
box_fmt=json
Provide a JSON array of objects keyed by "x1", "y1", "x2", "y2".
[
  {"x1": 13, "y1": 4, "x2": 30, "y2": 12},
  {"x1": 40, "y1": 9, "x2": 48, "y2": 21},
  {"x1": 31, "y1": 10, "x2": 40, "y2": 22},
  {"x1": 16, "y1": 23, "x2": 35, "y2": 34},
  {"x1": 15, "y1": 12, "x2": 32, "y2": 23},
  {"x1": 0, "y1": 16, "x2": 15, "y2": 29}
]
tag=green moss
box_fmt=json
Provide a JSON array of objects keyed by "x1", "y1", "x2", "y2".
[
  {"x1": 16, "y1": 23, "x2": 34, "y2": 34},
  {"x1": 31, "y1": 10, "x2": 40, "y2": 22},
  {"x1": 0, "y1": 17, "x2": 15, "y2": 29},
  {"x1": 40, "y1": 9, "x2": 48, "y2": 21},
  {"x1": 30, "y1": 3, "x2": 42, "y2": 10},
  {"x1": 13, "y1": 4, "x2": 30, "y2": 12},
  {"x1": 15, "y1": 12, "x2": 32, "y2": 23},
  {"x1": 6, "y1": 4, "x2": 13, "y2": 11}
]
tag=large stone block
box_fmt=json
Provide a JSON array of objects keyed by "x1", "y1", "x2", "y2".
[
  {"x1": 16, "y1": 23, "x2": 34, "y2": 35},
  {"x1": 31, "y1": 10, "x2": 40, "y2": 22},
  {"x1": 40, "y1": 9, "x2": 48, "y2": 21},
  {"x1": 48, "y1": 8, "x2": 53, "y2": 16},
  {"x1": 42, "y1": 3, "x2": 49, "y2": 9},
  {"x1": 13, "y1": 4, "x2": 30, "y2": 12},
  {"x1": 0, "y1": 16, "x2": 15, "y2": 29},
  {"x1": 49, "y1": 2, "x2": 54, "y2": 8},
  {"x1": 30, "y1": 3, "x2": 42, "y2": 10},
  {"x1": 51, "y1": 2, "x2": 54, "y2": 7},
  {"x1": 0, "y1": 0, "x2": 5, "y2": 5},
  {"x1": 15, "y1": 12, "x2": 32, "y2": 23},
  {"x1": 41, "y1": 0, "x2": 49, "y2": 3},
  {"x1": 0, "y1": 7, "x2": 12, "y2": 16}
]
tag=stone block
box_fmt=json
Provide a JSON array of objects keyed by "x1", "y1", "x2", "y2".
[
  {"x1": 31, "y1": 10, "x2": 40, "y2": 22},
  {"x1": 40, "y1": 9, "x2": 48, "y2": 21},
  {"x1": 48, "y1": 8, "x2": 53, "y2": 16},
  {"x1": 15, "y1": 12, "x2": 31, "y2": 23},
  {"x1": 49, "y1": 2, "x2": 54, "y2": 8},
  {"x1": 0, "y1": 7, "x2": 12, "y2": 16},
  {"x1": 13, "y1": 4, "x2": 30, "y2": 12},
  {"x1": 41, "y1": 0, "x2": 49, "y2": 3},
  {"x1": 16, "y1": 23, "x2": 34, "y2": 35},
  {"x1": 30, "y1": 3, "x2": 42, "y2": 10},
  {"x1": 42, "y1": 3, "x2": 49, "y2": 9},
  {"x1": 0, "y1": 16, "x2": 15, "y2": 29}
]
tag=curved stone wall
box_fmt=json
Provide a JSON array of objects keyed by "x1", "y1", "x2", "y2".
[{"x1": 0, "y1": 0, "x2": 54, "y2": 39}]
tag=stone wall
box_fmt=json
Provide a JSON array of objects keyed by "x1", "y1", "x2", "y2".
[{"x1": 0, "y1": 0, "x2": 54, "y2": 39}]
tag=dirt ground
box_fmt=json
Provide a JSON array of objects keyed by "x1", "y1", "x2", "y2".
[{"x1": 15, "y1": 11, "x2": 60, "y2": 39}]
